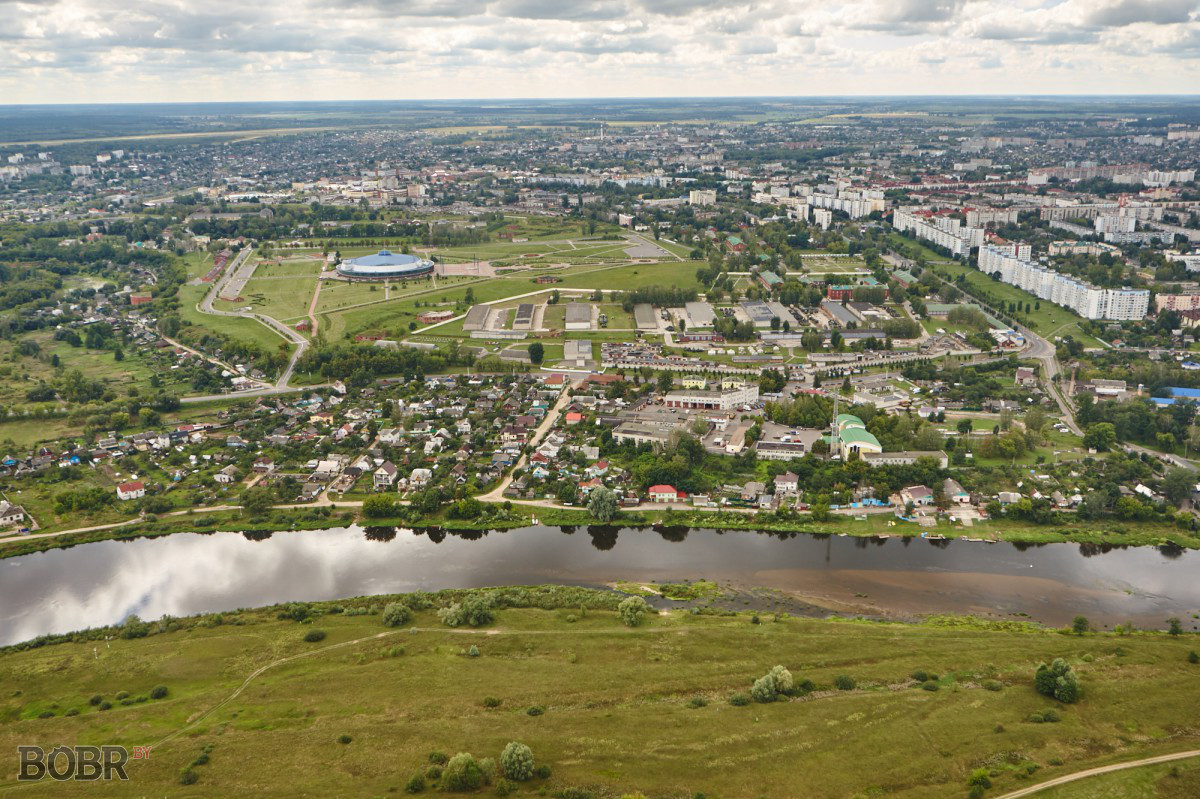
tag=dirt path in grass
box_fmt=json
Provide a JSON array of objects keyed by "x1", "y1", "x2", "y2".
[{"x1": 993, "y1": 750, "x2": 1200, "y2": 798}]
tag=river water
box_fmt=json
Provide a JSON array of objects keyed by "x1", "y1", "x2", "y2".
[{"x1": 1, "y1": 525, "x2": 1197, "y2": 646}]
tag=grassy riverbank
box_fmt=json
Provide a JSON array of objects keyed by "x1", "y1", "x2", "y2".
[
  {"x1": 1, "y1": 588, "x2": 1197, "y2": 798},
  {"x1": 2, "y1": 502, "x2": 1197, "y2": 561}
]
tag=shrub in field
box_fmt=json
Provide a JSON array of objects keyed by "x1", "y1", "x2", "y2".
[
  {"x1": 834, "y1": 675, "x2": 856, "y2": 691},
  {"x1": 1188, "y1": 650, "x2": 1198, "y2": 664},
  {"x1": 428, "y1": 751, "x2": 449, "y2": 765},
  {"x1": 618, "y1": 596, "x2": 649, "y2": 627},
  {"x1": 150, "y1": 685, "x2": 168, "y2": 700},
  {"x1": 687, "y1": 696, "x2": 708, "y2": 708},
  {"x1": 303, "y1": 629, "x2": 326, "y2": 643},
  {"x1": 438, "y1": 594, "x2": 494, "y2": 628},
  {"x1": 483, "y1": 697, "x2": 501, "y2": 708},
  {"x1": 89, "y1": 695, "x2": 102, "y2": 706},
  {"x1": 500, "y1": 742, "x2": 535, "y2": 781},
  {"x1": 1034, "y1": 658, "x2": 1080, "y2": 703},
  {"x1": 404, "y1": 773, "x2": 425, "y2": 793},
  {"x1": 442, "y1": 753, "x2": 484, "y2": 791},
  {"x1": 922, "y1": 682, "x2": 940, "y2": 692},
  {"x1": 478, "y1": 757, "x2": 497, "y2": 785},
  {"x1": 467, "y1": 645, "x2": 480, "y2": 658},
  {"x1": 729, "y1": 693, "x2": 750, "y2": 706},
  {"x1": 382, "y1": 602, "x2": 412, "y2": 628}
]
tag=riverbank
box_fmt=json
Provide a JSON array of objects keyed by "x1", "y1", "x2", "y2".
[
  {"x1": 2, "y1": 587, "x2": 1196, "y2": 798},
  {"x1": 2, "y1": 501, "x2": 1197, "y2": 561}
]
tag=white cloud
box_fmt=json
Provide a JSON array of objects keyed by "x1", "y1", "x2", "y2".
[{"x1": 0, "y1": 0, "x2": 1195, "y2": 101}]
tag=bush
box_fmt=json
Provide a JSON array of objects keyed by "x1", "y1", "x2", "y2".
[
  {"x1": 438, "y1": 594, "x2": 495, "y2": 628},
  {"x1": 618, "y1": 596, "x2": 649, "y2": 627},
  {"x1": 38, "y1": 711, "x2": 54, "y2": 719},
  {"x1": 1188, "y1": 650, "x2": 1199, "y2": 664},
  {"x1": 98, "y1": 701, "x2": 112, "y2": 711},
  {"x1": 65, "y1": 708, "x2": 79, "y2": 717},
  {"x1": 478, "y1": 757, "x2": 497, "y2": 785},
  {"x1": 526, "y1": 705, "x2": 544, "y2": 716},
  {"x1": 500, "y1": 741, "x2": 535, "y2": 781},
  {"x1": 304, "y1": 629, "x2": 326, "y2": 643},
  {"x1": 494, "y1": 778, "x2": 516, "y2": 796},
  {"x1": 834, "y1": 675, "x2": 856, "y2": 691},
  {"x1": 443, "y1": 752, "x2": 484, "y2": 791},
  {"x1": 425, "y1": 765, "x2": 442, "y2": 781},
  {"x1": 535, "y1": 764, "x2": 551, "y2": 779},
  {"x1": 191, "y1": 753, "x2": 209, "y2": 767},
  {"x1": 179, "y1": 769, "x2": 198, "y2": 785},
  {"x1": 750, "y1": 664, "x2": 794, "y2": 702},
  {"x1": 911, "y1": 670, "x2": 928, "y2": 682},
  {"x1": 115, "y1": 691, "x2": 129, "y2": 701},
  {"x1": 982, "y1": 680, "x2": 1003, "y2": 692},
  {"x1": 337, "y1": 734, "x2": 352, "y2": 744},
  {"x1": 686, "y1": 696, "x2": 708, "y2": 708},
  {"x1": 968, "y1": 768, "x2": 992, "y2": 789},
  {"x1": 467, "y1": 645, "x2": 480, "y2": 658},
  {"x1": 751, "y1": 675, "x2": 777, "y2": 703},
  {"x1": 428, "y1": 751, "x2": 449, "y2": 765},
  {"x1": 729, "y1": 693, "x2": 751, "y2": 706},
  {"x1": 150, "y1": 685, "x2": 169, "y2": 700},
  {"x1": 483, "y1": 697, "x2": 502, "y2": 708},
  {"x1": 1035, "y1": 658, "x2": 1080, "y2": 703},
  {"x1": 921, "y1": 681, "x2": 940, "y2": 692},
  {"x1": 1028, "y1": 709, "x2": 1061, "y2": 724},
  {"x1": 405, "y1": 773, "x2": 425, "y2": 793},
  {"x1": 382, "y1": 602, "x2": 412, "y2": 628},
  {"x1": 89, "y1": 695, "x2": 102, "y2": 706}
]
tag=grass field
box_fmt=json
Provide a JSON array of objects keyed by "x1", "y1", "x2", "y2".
[
  {"x1": 1, "y1": 596, "x2": 1197, "y2": 798},
  {"x1": 1040, "y1": 759, "x2": 1200, "y2": 798}
]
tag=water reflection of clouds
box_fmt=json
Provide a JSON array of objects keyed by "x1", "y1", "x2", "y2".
[{"x1": 0, "y1": 526, "x2": 1196, "y2": 646}]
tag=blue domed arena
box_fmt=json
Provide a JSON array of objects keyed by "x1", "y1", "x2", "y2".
[{"x1": 336, "y1": 250, "x2": 435, "y2": 280}]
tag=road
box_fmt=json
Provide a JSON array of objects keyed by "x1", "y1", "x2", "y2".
[
  {"x1": 993, "y1": 749, "x2": 1200, "y2": 798},
  {"x1": 184, "y1": 245, "x2": 316, "y2": 403}
]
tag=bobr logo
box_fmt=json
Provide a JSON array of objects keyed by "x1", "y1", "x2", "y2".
[{"x1": 17, "y1": 745, "x2": 144, "y2": 781}]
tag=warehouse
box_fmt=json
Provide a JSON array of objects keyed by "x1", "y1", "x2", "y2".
[
  {"x1": 634, "y1": 303, "x2": 658, "y2": 330},
  {"x1": 684, "y1": 301, "x2": 715, "y2": 328},
  {"x1": 565, "y1": 303, "x2": 593, "y2": 331},
  {"x1": 462, "y1": 305, "x2": 492, "y2": 331},
  {"x1": 512, "y1": 303, "x2": 536, "y2": 330}
]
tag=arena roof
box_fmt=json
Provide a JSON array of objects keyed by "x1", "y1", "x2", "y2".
[{"x1": 337, "y1": 250, "x2": 434, "y2": 278}]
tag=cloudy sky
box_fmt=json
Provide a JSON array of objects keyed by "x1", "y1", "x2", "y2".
[{"x1": 1, "y1": 0, "x2": 1198, "y2": 103}]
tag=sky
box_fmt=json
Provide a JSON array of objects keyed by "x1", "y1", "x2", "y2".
[{"x1": 0, "y1": 0, "x2": 1198, "y2": 103}]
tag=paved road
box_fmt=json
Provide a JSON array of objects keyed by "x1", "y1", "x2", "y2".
[
  {"x1": 993, "y1": 749, "x2": 1200, "y2": 798},
  {"x1": 183, "y1": 245, "x2": 316, "y2": 402}
]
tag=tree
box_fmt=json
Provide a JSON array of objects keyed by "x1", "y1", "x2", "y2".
[
  {"x1": 382, "y1": 602, "x2": 412, "y2": 627},
  {"x1": 527, "y1": 342, "x2": 544, "y2": 365},
  {"x1": 587, "y1": 487, "x2": 618, "y2": 522},
  {"x1": 1168, "y1": 617, "x2": 1183, "y2": 637},
  {"x1": 1072, "y1": 615, "x2": 1090, "y2": 635},
  {"x1": 1034, "y1": 658, "x2": 1080, "y2": 703},
  {"x1": 442, "y1": 752, "x2": 484, "y2": 791},
  {"x1": 241, "y1": 487, "x2": 274, "y2": 517},
  {"x1": 500, "y1": 742, "x2": 535, "y2": 781},
  {"x1": 657, "y1": 371, "x2": 674, "y2": 394},
  {"x1": 618, "y1": 596, "x2": 648, "y2": 627},
  {"x1": 810, "y1": 503, "x2": 831, "y2": 522},
  {"x1": 1162, "y1": 469, "x2": 1194, "y2": 507},
  {"x1": 438, "y1": 594, "x2": 495, "y2": 628},
  {"x1": 362, "y1": 494, "x2": 397, "y2": 518},
  {"x1": 1083, "y1": 422, "x2": 1117, "y2": 452},
  {"x1": 956, "y1": 418, "x2": 973, "y2": 436}
]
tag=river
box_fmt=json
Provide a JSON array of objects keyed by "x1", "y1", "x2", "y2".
[{"x1": 1, "y1": 525, "x2": 1197, "y2": 646}]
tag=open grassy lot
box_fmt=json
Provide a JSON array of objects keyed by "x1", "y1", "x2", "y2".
[
  {"x1": 177, "y1": 283, "x2": 292, "y2": 355},
  {"x1": 0, "y1": 597, "x2": 1197, "y2": 798}
]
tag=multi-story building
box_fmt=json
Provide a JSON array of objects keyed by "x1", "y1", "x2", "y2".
[
  {"x1": 893, "y1": 209, "x2": 984, "y2": 258},
  {"x1": 662, "y1": 379, "x2": 759, "y2": 411},
  {"x1": 977, "y1": 244, "x2": 1148, "y2": 321}
]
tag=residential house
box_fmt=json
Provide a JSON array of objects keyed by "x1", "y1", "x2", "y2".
[
  {"x1": 116, "y1": 481, "x2": 145, "y2": 501},
  {"x1": 648, "y1": 484, "x2": 683, "y2": 503},
  {"x1": 374, "y1": 461, "x2": 398, "y2": 489}
]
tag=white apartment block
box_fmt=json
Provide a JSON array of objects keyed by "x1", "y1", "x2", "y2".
[
  {"x1": 688, "y1": 189, "x2": 717, "y2": 206},
  {"x1": 978, "y1": 244, "x2": 1148, "y2": 321},
  {"x1": 893, "y1": 209, "x2": 984, "y2": 258},
  {"x1": 966, "y1": 207, "x2": 1019, "y2": 228},
  {"x1": 813, "y1": 208, "x2": 832, "y2": 230},
  {"x1": 804, "y1": 190, "x2": 885, "y2": 220}
]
